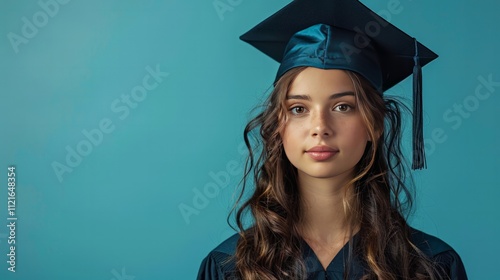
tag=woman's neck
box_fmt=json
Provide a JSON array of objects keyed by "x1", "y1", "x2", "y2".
[
  {"x1": 297, "y1": 170, "x2": 357, "y2": 244},
  {"x1": 296, "y1": 170, "x2": 360, "y2": 270}
]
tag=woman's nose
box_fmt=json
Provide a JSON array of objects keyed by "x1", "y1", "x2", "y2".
[{"x1": 311, "y1": 110, "x2": 333, "y2": 137}]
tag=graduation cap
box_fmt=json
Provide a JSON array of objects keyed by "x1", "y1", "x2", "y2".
[{"x1": 240, "y1": 0, "x2": 438, "y2": 170}]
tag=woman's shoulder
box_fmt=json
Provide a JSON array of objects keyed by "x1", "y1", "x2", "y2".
[
  {"x1": 197, "y1": 233, "x2": 240, "y2": 280},
  {"x1": 209, "y1": 233, "x2": 240, "y2": 257},
  {"x1": 410, "y1": 227, "x2": 454, "y2": 257},
  {"x1": 410, "y1": 227, "x2": 468, "y2": 279}
]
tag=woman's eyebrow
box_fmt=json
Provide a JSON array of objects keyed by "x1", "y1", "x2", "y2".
[{"x1": 286, "y1": 91, "x2": 355, "y2": 100}]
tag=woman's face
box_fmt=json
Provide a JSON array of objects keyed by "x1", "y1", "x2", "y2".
[{"x1": 281, "y1": 67, "x2": 369, "y2": 182}]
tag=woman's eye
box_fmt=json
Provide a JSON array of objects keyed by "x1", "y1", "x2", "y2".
[
  {"x1": 334, "y1": 104, "x2": 353, "y2": 112},
  {"x1": 290, "y1": 106, "x2": 306, "y2": 115}
]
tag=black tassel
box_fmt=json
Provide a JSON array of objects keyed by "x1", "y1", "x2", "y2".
[{"x1": 412, "y1": 39, "x2": 426, "y2": 169}]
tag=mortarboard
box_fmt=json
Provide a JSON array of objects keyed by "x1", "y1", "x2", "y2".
[{"x1": 240, "y1": 0, "x2": 439, "y2": 170}]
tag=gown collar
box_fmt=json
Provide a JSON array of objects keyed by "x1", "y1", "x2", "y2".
[{"x1": 300, "y1": 232, "x2": 365, "y2": 275}]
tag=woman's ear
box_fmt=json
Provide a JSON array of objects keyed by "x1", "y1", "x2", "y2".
[
  {"x1": 374, "y1": 128, "x2": 382, "y2": 141},
  {"x1": 368, "y1": 128, "x2": 382, "y2": 142}
]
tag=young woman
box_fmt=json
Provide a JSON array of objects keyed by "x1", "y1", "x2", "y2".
[{"x1": 198, "y1": 0, "x2": 467, "y2": 279}]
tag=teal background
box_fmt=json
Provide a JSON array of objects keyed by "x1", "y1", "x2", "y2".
[{"x1": 0, "y1": 0, "x2": 498, "y2": 279}]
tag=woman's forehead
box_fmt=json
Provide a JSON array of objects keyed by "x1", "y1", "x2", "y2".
[{"x1": 287, "y1": 68, "x2": 356, "y2": 97}]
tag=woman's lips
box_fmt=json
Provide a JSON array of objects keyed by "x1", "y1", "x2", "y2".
[{"x1": 305, "y1": 146, "x2": 339, "y2": 161}]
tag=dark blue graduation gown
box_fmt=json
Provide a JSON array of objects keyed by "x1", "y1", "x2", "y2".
[{"x1": 197, "y1": 228, "x2": 467, "y2": 279}]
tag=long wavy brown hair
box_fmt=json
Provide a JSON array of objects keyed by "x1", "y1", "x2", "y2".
[{"x1": 230, "y1": 67, "x2": 443, "y2": 279}]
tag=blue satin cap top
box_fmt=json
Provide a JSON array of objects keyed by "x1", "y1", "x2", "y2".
[{"x1": 277, "y1": 24, "x2": 383, "y2": 92}]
